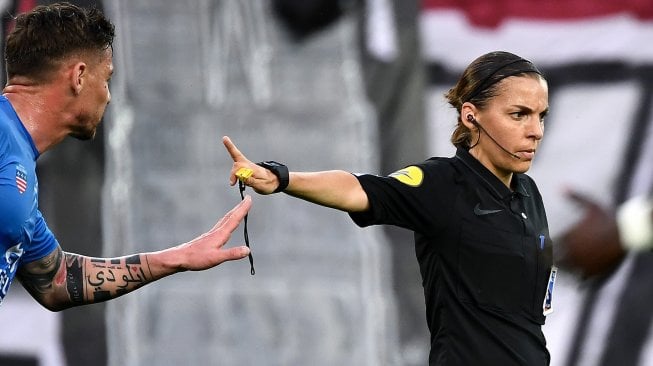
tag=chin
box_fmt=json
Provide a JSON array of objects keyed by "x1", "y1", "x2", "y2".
[
  {"x1": 69, "y1": 128, "x2": 96, "y2": 141},
  {"x1": 513, "y1": 163, "x2": 532, "y2": 174}
]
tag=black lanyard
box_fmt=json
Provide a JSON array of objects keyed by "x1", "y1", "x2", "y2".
[{"x1": 238, "y1": 180, "x2": 255, "y2": 275}]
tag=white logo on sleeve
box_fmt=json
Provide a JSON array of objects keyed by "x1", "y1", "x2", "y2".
[{"x1": 0, "y1": 243, "x2": 25, "y2": 305}]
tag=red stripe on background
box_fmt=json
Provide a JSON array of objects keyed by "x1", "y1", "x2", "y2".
[
  {"x1": 17, "y1": 0, "x2": 36, "y2": 14},
  {"x1": 6, "y1": 0, "x2": 37, "y2": 34},
  {"x1": 422, "y1": 0, "x2": 653, "y2": 27}
]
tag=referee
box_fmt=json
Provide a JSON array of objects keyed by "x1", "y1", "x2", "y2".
[{"x1": 225, "y1": 51, "x2": 554, "y2": 365}]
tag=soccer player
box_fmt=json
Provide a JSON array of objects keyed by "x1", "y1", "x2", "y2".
[{"x1": 0, "y1": 3, "x2": 252, "y2": 310}]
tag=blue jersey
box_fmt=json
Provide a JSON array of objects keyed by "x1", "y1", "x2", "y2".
[{"x1": 0, "y1": 95, "x2": 58, "y2": 306}]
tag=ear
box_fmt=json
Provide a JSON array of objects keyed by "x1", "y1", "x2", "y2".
[
  {"x1": 70, "y1": 62, "x2": 87, "y2": 95},
  {"x1": 461, "y1": 102, "x2": 478, "y2": 130}
]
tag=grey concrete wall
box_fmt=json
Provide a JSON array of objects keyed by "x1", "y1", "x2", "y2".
[{"x1": 102, "y1": 1, "x2": 399, "y2": 365}]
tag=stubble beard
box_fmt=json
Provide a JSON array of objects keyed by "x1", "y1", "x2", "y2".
[{"x1": 69, "y1": 124, "x2": 97, "y2": 141}]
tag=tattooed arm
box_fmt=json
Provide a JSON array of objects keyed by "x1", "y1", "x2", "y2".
[
  {"x1": 18, "y1": 248, "x2": 157, "y2": 310},
  {"x1": 17, "y1": 196, "x2": 252, "y2": 311}
]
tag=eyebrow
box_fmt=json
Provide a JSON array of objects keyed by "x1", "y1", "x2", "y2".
[
  {"x1": 540, "y1": 108, "x2": 549, "y2": 117},
  {"x1": 511, "y1": 105, "x2": 549, "y2": 117}
]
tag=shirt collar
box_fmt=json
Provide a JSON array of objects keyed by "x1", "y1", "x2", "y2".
[
  {"x1": 455, "y1": 147, "x2": 530, "y2": 199},
  {"x1": 1, "y1": 95, "x2": 40, "y2": 159}
]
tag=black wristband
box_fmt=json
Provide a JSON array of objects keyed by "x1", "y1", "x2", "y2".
[{"x1": 256, "y1": 161, "x2": 289, "y2": 193}]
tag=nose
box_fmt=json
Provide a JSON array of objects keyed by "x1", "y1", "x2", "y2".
[{"x1": 528, "y1": 118, "x2": 544, "y2": 140}]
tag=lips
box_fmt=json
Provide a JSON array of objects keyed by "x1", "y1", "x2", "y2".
[{"x1": 516, "y1": 149, "x2": 536, "y2": 160}]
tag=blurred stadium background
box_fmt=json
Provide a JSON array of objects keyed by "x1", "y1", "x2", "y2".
[{"x1": 0, "y1": 1, "x2": 652, "y2": 365}]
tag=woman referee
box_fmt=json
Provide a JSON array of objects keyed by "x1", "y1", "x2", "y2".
[{"x1": 224, "y1": 51, "x2": 554, "y2": 366}]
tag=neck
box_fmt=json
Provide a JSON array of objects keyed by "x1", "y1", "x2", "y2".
[
  {"x1": 468, "y1": 147, "x2": 514, "y2": 188},
  {"x1": 3, "y1": 84, "x2": 72, "y2": 154}
]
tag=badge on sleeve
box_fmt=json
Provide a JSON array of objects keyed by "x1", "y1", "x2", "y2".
[
  {"x1": 15, "y1": 165, "x2": 28, "y2": 194},
  {"x1": 543, "y1": 265, "x2": 558, "y2": 316},
  {"x1": 389, "y1": 166, "x2": 423, "y2": 187}
]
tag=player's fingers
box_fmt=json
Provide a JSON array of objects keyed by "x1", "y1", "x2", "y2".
[
  {"x1": 220, "y1": 246, "x2": 251, "y2": 262},
  {"x1": 211, "y1": 196, "x2": 252, "y2": 233},
  {"x1": 222, "y1": 136, "x2": 247, "y2": 163}
]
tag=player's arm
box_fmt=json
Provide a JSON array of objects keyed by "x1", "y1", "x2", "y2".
[
  {"x1": 222, "y1": 136, "x2": 369, "y2": 212},
  {"x1": 18, "y1": 197, "x2": 252, "y2": 311},
  {"x1": 18, "y1": 246, "x2": 158, "y2": 310}
]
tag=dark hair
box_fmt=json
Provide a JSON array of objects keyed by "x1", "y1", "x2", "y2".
[
  {"x1": 446, "y1": 51, "x2": 544, "y2": 148},
  {"x1": 5, "y1": 2, "x2": 115, "y2": 81}
]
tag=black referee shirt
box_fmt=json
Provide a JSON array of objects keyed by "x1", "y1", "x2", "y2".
[{"x1": 350, "y1": 147, "x2": 553, "y2": 366}]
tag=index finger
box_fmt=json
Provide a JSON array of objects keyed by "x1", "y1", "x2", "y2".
[{"x1": 222, "y1": 136, "x2": 247, "y2": 163}]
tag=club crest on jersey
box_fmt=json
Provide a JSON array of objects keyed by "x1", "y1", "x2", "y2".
[
  {"x1": 389, "y1": 166, "x2": 423, "y2": 187},
  {"x1": 15, "y1": 165, "x2": 28, "y2": 194}
]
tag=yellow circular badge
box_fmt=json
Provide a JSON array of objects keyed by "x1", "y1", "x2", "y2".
[{"x1": 389, "y1": 166, "x2": 423, "y2": 187}]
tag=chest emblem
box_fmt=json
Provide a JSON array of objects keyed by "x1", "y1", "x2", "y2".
[
  {"x1": 389, "y1": 166, "x2": 423, "y2": 187},
  {"x1": 473, "y1": 203, "x2": 503, "y2": 216},
  {"x1": 15, "y1": 165, "x2": 28, "y2": 194}
]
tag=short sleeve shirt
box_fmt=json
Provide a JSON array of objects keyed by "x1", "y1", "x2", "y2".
[
  {"x1": 350, "y1": 147, "x2": 553, "y2": 366},
  {"x1": 0, "y1": 96, "x2": 58, "y2": 306}
]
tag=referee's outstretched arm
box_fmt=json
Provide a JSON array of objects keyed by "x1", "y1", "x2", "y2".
[{"x1": 223, "y1": 136, "x2": 370, "y2": 213}]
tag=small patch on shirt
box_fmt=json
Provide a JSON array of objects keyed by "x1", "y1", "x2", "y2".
[
  {"x1": 543, "y1": 265, "x2": 558, "y2": 316},
  {"x1": 389, "y1": 166, "x2": 423, "y2": 187},
  {"x1": 15, "y1": 165, "x2": 28, "y2": 194}
]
